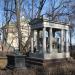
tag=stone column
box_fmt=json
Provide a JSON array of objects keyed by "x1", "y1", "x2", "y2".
[
  {"x1": 36, "y1": 30, "x2": 39, "y2": 51},
  {"x1": 49, "y1": 28, "x2": 52, "y2": 53},
  {"x1": 64, "y1": 30, "x2": 66, "y2": 52},
  {"x1": 43, "y1": 27, "x2": 46, "y2": 53},
  {"x1": 66, "y1": 30, "x2": 69, "y2": 52},
  {"x1": 61, "y1": 29, "x2": 64, "y2": 52},
  {"x1": 31, "y1": 30, "x2": 34, "y2": 53}
]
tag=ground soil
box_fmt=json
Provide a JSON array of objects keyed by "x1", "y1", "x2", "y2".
[{"x1": 0, "y1": 58, "x2": 75, "y2": 75}]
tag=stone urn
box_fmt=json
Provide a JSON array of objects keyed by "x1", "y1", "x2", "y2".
[
  {"x1": 0, "y1": 51, "x2": 7, "y2": 69},
  {"x1": 0, "y1": 57, "x2": 7, "y2": 69}
]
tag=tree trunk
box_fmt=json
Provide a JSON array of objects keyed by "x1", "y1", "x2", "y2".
[
  {"x1": 37, "y1": 0, "x2": 46, "y2": 18},
  {"x1": 15, "y1": 0, "x2": 22, "y2": 51}
]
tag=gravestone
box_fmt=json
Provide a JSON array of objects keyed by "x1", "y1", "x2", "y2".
[{"x1": 7, "y1": 54, "x2": 26, "y2": 68}]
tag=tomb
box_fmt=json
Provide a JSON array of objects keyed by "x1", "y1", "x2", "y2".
[{"x1": 25, "y1": 18, "x2": 70, "y2": 66}]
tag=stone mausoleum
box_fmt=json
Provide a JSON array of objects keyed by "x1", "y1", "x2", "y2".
[{"x1": 28, "y1": 18, "x2": 70, "y2": 60}]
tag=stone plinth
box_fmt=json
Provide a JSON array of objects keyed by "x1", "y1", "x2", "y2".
[
  {"x1": 25, "y1": 56, "x2": 69, "y2": 68},
  {"x1": 7, "y1": 54, "x2": 26, "y2": 68}
]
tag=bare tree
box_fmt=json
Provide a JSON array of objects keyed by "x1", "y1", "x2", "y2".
[
  {"x1": 46, "y1": 0, "x2": 71, "y2": 22},
  {"x1": 37, "y1": 0, "x2": 46, "y2": 18},
  {"x1": 68, "y1": 1, "x2": 75, "y2": 49},
  {"x1": 14, "y1": 0, "x2": 22, "y2": 51},
  {"x1": 3, "y1": 0, "x2": 23, "y2": 51},
  {"x1": 21, "y1": 0, "x2": 47, "y2": 19}
]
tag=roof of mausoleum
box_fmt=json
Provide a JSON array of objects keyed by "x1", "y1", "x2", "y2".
[
  {"x1": 30, "y1": 17, "x2": 70, "y2": 25},
  {"x1": 30, "y1": 18, "x2": 70, "y2": 30}
]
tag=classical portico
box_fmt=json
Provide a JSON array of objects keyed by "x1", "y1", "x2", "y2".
[{"x1": 29, "y1": 18, "x2": 70, "y2": 59}]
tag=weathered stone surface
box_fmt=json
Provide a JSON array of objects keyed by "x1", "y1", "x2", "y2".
[{"x1": 7, "y1": 55, "x2": 26, "y2": 68}]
